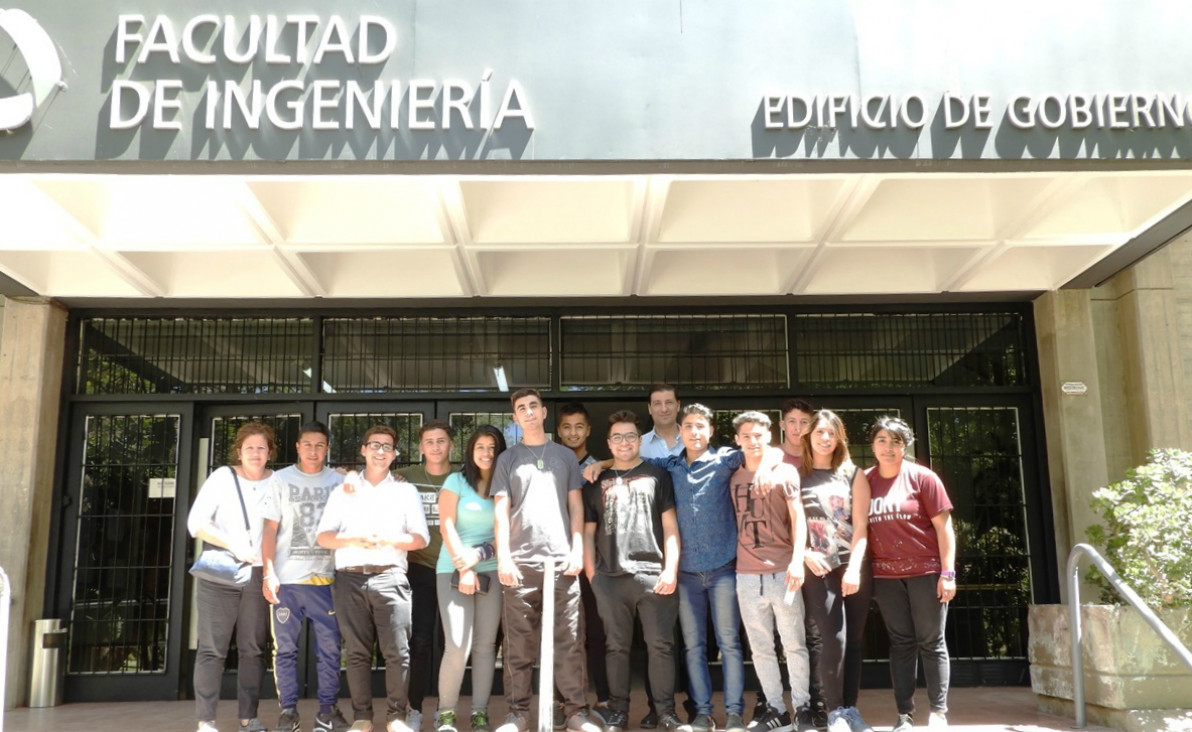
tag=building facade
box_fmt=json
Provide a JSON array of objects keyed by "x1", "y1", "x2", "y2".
[{"x1": 1, "y1": 0, "x2": 1191, "y2": 708}]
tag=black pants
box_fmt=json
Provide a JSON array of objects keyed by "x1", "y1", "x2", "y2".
[
  {"x1": 801, "y1": 564, "x2": 872, "y2": 711},
  {"x1": 193, "y1": 568, "x2": 269, "y2": 722},
  {"x1": 873, "y1": 575, "x2": 950, "y2": 716},
  {"x1": 407, "y1": 562, "x2": 440, "y2": 714},
  {"x1": 806, "y1": 610, "x2": 824, "y2": 708},
  {"x1": 334, "y1": 568, "x2": 413, "y2": 724},
  {"x1": 591, "y1": 572, "x2": 680, "y2": 716}
]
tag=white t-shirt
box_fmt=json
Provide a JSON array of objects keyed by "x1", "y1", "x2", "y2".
[
  {"x1": 316, "y1": 471, "x2": 430, "y2": 571},
  {"x1": 187, "y1": 466, "x2": 273, "y2": 567},
  {"x1": 261, "y1": 465, "x2": 341, "y2": 584}
]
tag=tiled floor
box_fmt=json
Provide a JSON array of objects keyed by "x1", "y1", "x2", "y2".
[{"x1": 3, "y1": 687, "x2": 1113, "y2": 732}]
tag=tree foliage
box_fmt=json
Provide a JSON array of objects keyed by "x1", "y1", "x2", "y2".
[{"x1": 1086, "y1": 448, "x2": 1192, "y2": 608}]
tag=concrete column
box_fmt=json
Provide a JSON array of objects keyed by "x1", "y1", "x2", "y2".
[
  {"x1": 0, "y1": 297, "x2": 68, "y2": 709},
  {"x1": 1033, "y1": 289, "x2": 1110, "y2": 603},
  {"x1": 1111, "y1": 248, "x2": 1192, "y2": 463}
]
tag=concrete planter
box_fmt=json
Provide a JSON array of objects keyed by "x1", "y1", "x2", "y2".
[{"x1": 1029, "y1": 604, "x2": 1192, "y2": 732}]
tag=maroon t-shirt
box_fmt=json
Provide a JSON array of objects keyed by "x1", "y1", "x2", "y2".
[
  {"x1": 864, "y1": 461, "x2": 953, "y2": 579},
  {"x1": 730, "y1": 462, "x2": 801, "y2": 574},
  {"x1": 781, "y1": 450, "x2": 803, "y2": 470}
]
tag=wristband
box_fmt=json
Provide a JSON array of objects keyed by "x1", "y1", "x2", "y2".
[{"x1": 939, "y1": 570, "x2": 957, "y2": 580}]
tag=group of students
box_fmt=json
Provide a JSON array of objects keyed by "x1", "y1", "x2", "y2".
[{"x1": 187, "y1": 384, "x2": 956, "y2": 732}]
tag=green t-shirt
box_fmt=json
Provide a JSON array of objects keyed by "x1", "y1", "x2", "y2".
[{"x1": 398, "y1": 465, "x2": 450, "y2": 568}]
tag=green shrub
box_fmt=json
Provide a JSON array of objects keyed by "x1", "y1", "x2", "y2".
[{"x1": 1085, "y1": 448, "x2": 1192, "y2": 608}]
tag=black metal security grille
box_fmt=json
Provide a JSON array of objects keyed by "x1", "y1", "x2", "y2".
[
  {"x1": 69, "y1": 414, "x2": 179, "y2": 674},
  {"x1": 794, "y1": 312, "x2": 1027, "y2": 388},
  {"x1": 322, "y1": 317, "x2": 550, "y2": 393},
  {"x1": 928, "y1": 406, "x2": 1031, "y2": 663},
  {"x1": 79, "y1": 318, "x2": 314, "y2": 395},
  {"x1": 560, "y1": 315, "x2": 788, "y2": 390}
]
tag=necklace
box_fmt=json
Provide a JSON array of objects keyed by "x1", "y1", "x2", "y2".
[
  {"x1": 611, "y1": 460, "x2": 641, "y2": 486},
  {"x1": 525, "y1": 442, "x2": 548, "y2": 470}
]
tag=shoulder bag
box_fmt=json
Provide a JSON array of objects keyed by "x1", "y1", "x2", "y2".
[{"x1": 189, "y1": 466, "x2": 254, "y2": 587}]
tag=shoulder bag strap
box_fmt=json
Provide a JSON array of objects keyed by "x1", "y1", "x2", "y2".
[{"x1": 227, "y1": 465, "x2": 252, "y2": 547}]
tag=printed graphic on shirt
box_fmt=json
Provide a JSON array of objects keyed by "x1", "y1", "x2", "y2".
[
  {"x1": 282, "y1": 479, "x2": 339, "y2": 558},
  {"x1": 801, "y1": 467, "x2": 856, "y2": 569},
  {"x1": 730, "y1": 466, "x2": 798, "y2": 573}
]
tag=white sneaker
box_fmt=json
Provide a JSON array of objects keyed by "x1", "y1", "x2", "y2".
[
  {"x1": 927, "y1": 712, "x2": 948, "y2": 730},
  {"x1": 198, "y1": 723, "x2": 219, "y2": 732},
  {"x1": 408, "y1": 711, "x2": 424, "y2": 732},
  {"x1": 389, "y1": 719, "x2": 414, "y2": 732}
]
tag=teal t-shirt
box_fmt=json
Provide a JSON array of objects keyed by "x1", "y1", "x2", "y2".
[{"x1": 436, "y1": 472, "x2": 498, "y2": 574}]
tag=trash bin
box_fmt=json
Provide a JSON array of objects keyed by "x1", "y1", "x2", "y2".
[{"x1": 29, "y1": 618, "x2": 67, "y2": 707}]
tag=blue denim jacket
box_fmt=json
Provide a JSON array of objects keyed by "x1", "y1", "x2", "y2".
[{"x1": 646, "y1": 447, "x2": 744, "y2": 573}]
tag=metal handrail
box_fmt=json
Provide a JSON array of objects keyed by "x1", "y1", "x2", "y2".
[
  {"x1": 1067, "y1": 542, "x2": 1192, "y2": 728},
  {"x1": 0, "y1": 565, "x2": 10, "y2": 732}
]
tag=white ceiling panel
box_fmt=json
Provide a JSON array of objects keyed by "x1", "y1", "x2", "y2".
[
  {"x1": 839, "y1": 177, "x2": 1055, "y2": 242},
  {"x1": 461, "y1": 179, "x2": 635, "y2": 244},
  {"x1": 645, "y1": 247, "x2": 813, "y2": 296},
  {"x1": 249, "y1": 179, "x2": 447, "y2": 245},
  {"x1": 37, "y1": 178, "x2": 267, "y2": 249},
  {"x1": 1020, "y1": 174, "x2": 1192, "y2": 241},
  {"x1": 659, "y1": 179, "x2": 846, "y2": 243},
  {"x1": 0, "y1": 250, "x2": 145, "y2": 296},
  {"x1": 301, "y1": 250, "x2": 466, "y2": 297},
  {"x1": 803, "y1": 246, "x2": 986, "y2": 295},
  {"x1": 1, "y1": 170, "x2": 1189, "y2": 300},
  {"x1": 120, "y1": 251, "x2": 307, "y2": 297},
  {"x1": 477, "y1": 249, "x2": 629, "y2": 296},
  {"x1": 956, "y1": 244, "x2": 1115, "y2": 292}
]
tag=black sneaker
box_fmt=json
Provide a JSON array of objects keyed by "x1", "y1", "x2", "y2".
[
  {"x1": 278, "y1": 708, "x2": 300, "y2": 732},
  {"x1": 553, "y1": 704, "x2": 566, "y2": 731},
  {"x1": 316, "y1": 707, "x2": 352, "y2": 732},
  {"x1": 659, "y1": 714, "x2": 693, "y2": 732},
  {"x1": 751, "y1": 694, "x2": 768, "y2": 724},
  {"x1": 601, "y1": 710, "x2": 628, "y2": 732},
  {"x1": 809, "y1": 703, "x2": 828, "y2": 732},
  {"x1": 470, "y1": 711, "x2": 491, "y2": 732},
  {"x1": 792, "y1": 706, "x2": 815, "y2": 732},
  {"x1": 725, "y1": 714, "x2": 747, "y2": 732},
  {"x1": 240, "y1": 719, "x2": 270, "y2": 732},
  {"x1": 746, "y1": 707, "x2": 790, "y2": 732},
  {"x1": 641, "y1": 709, "x2": 659, "y2": 729},
  {"x1": 690, "y1": 714, "x2": 715, "y2": 732}
]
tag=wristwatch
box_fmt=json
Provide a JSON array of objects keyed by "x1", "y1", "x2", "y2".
[{"x1": 940, "y1": 570, "x2": 957, "y2": 580}]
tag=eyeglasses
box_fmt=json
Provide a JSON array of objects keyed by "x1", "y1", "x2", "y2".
[
  {"x1": 608, "y1": 433, "x2": 641, "y2": 444},
  {"x1": 365, "y1": 441, "x2": 396, "y2": 454}
]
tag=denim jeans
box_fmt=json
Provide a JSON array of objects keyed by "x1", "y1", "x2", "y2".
[
  {"x1": 677, "y1": 560, "x2": 744, "y2": 716},
  {"x1": 873, "y1": 574, "x2": 950, "y2": 715},
  {"x1": 736, "y1": 571, "x2": 810, "y2": 713}
]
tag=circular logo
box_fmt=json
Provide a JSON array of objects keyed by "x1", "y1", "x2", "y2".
[{"x1": 0, "y1": 9, "x2": 63, "y2": 131}]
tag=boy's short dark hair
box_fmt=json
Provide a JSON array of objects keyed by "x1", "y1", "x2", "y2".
[
  {"x1": 557, "y1": 402, "x2": 590, "y2": 422},
  {"x1": 510, "y1": 387, "x2": 542, "y2": 408},
  {"x1": 418, "y1": 419, "x2": 454, "y2": 441}
]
